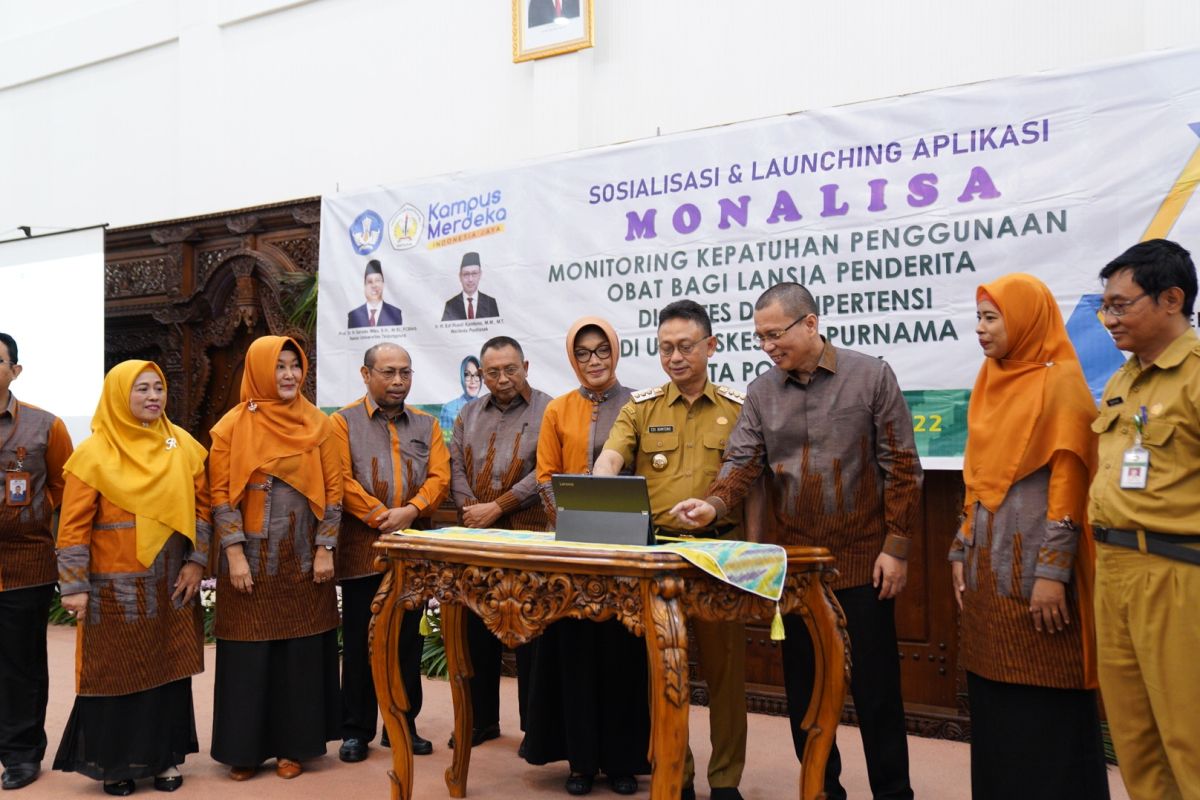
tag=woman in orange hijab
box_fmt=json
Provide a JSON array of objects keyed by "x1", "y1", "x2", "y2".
[
  {"x1": 208, "y1": 336, "x2": 342, "y2": 781},
  {"x1": 53, "y1": 361, "x2": 209, "y2": 796},
  {"x1": 951, "y1": 274, "x2": 1109, "y2": 799},
  {"x1": 523, "y1": 318, "x2": 650, "y2": 797}
]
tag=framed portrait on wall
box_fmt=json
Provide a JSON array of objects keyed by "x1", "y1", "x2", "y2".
[{"x1": 512, "y1": 0, "x2": 594, "y2": 62}]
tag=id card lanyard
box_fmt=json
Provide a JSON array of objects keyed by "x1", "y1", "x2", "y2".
[
  {"x1": 4, "y1": 445, "x2": 31, "y2": 507},
  {"x1": 1119, "y1": 406, "x2": 1150, "y2": 490}
]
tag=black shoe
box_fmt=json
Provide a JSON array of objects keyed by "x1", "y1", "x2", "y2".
[
  {"x1": 680, "y1": 785, "x2": 696, "y2": 800},
  {"x1": 609, "y1": 774, "x2": 637, "y2": 795},
  {"x1": 339, "y1": 738, "x2": 368, "y2": 763},
  {"x1": 380, "y1": 729, "x2": 390, "y2": 748},
  {"x1": 410, "y1": 732, "x2": 433, "y2": 756},
  {"x1": 565, "y1": 773, "x2": 594, "y2": 795},
  {"x1": 1, "y1": 763, "x2": 39, "y2": 791},
  {"x1": 103, "y1": 780, "x2": 135, "y2": 796},
  {"x1": 153, "y1": 775, "x2": 183, "y2": 792},
  {"x1": 710, "y1": 789, "x2": 744, "y2": 800},
  {"x1": 448, "y1": 722, "x2": 502, "y2": 749},
  {"x1": 517, "y1": 736, "x2": 528, "y2": 759}
]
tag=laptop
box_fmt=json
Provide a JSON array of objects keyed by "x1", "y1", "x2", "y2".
[{"x1": 551, "y1": 474, "x2": 655, "y2": 546}]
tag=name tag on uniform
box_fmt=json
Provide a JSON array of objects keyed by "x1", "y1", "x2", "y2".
[
  {"x1": 5, "y1": 470, "x2": 31, "y2": 506},
  {"x1": 648, "y1": 425, "x2": 673, "y2": 433},
  {"x1": 1119, "y1": 446, "x2": 1150, "y2": 490}
]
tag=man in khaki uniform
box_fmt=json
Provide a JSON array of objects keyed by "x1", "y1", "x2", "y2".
[
  {"x1": 1088, "y1": 239, "x2": 1200, "y2": 800},
  {"x1": 593, "y1": 300, "x2": 749, "y2": 800}
]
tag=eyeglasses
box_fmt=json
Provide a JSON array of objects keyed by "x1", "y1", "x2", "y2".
[
  {"x1": 573, "y1": 343, "x2": 612, "y2": 363},
  {"x1": 483, "y1": 365, "x2": 522, "y2": 380},
  {"x1": 369, "y1": 367, "x2": 414, "y2": 381},
  {"x1": 464, "y1": 370, "x2": 481, "y2": 380},
  {"x1": 0, "y1": 360, "x2": 13, "y2": 367},
  {"x1": 1099, "y1": 293, "x2": 1148, "y2": 318},
  {"x1": 658, "y1": 339, "x2": 705, "y2": 358},
  {"x1": 752, "y1": 315, "x2": 810, "y2": 346}
]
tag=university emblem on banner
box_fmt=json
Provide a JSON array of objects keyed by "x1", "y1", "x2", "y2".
[
  {"x1": 349, "y1": 210, "x2": 384, "y2": 255},
  {"x1": 389, "y1": 204, "x2": 424, "y2": 250}
]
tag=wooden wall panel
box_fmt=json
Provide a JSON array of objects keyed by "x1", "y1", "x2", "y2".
[{"x1": 105, "y1": 199, "x2": 321, "y2": 446}]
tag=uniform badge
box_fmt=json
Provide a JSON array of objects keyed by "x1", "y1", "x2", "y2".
[
  {"x1": 652, "y1": 453, "x2": 668, "y2": 471},
  {"x1": 715, "y1": 385, "x2": 746, "y2": 405},
  {"x1": 632, "y1": 386, "x2": 664, "y2": 404}
]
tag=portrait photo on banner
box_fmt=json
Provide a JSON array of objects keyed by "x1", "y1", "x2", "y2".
[{"x1": 512, "y1": 0, "x2": 593, "y2": 62}]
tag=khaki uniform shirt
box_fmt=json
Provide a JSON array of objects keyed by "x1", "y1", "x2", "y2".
[
  {"x1": 1089, "y1": 328, "x2": 1200, "y2": 535},
  {"x1": 602, "y1": 380, "x2": 744, "y2": 531}
]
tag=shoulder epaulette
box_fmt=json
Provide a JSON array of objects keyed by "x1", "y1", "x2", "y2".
[
  {"x1": 715, "y1": 385, "x2": 745, "y2": 405},
  {"x1": 631, "y1": 386, "x2": 665, "y2": 403}
]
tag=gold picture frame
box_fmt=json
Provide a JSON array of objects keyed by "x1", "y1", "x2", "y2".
[{"x1": 512, "y1": 0, "x2": 594, "y2": 63}]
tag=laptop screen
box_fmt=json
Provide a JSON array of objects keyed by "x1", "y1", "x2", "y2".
[{"x1": 551, "y1": 474, "x2": 654, "y2": 546}]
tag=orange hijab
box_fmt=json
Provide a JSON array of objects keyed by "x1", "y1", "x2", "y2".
[
  {"x1": 565, "y1": 316, "x2": 621, "y2": 392},
  {"x1": 209, "y1": 336, "x2": 331, "y2": 519},
  {"x1": 64, "y1": 361, "x2": 207, "y2": 567},
  {"x1": 963, "y1": 273, "x2": 1100, "y2": 687},
  {"x1": 964, "y1": 273, "x2": 1097, "y2": 510}
]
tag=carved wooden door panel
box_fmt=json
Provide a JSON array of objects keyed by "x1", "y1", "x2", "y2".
[
  {"x1": 105, "y1": 201, "x2": 321, "y2": 448},
  {"x1": 892, "y1": 470, "x2": 967, "y2": 736}
]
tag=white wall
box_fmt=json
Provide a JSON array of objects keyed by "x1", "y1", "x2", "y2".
[{"x1": 2, "y1": 0, "x2": 1198, "y2": 235}]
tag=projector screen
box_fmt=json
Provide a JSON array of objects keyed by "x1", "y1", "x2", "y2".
[{"x1": 0, "y1": 226, "x2": 106, "y2": 445}]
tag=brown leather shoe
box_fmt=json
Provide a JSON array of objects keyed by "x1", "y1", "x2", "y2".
[
  {"x1": 275, "y1": 759, "x2": 302, "y2": 779},
  {"x1": 228, "y1": 766, "x2": 257, "y2": 781}
]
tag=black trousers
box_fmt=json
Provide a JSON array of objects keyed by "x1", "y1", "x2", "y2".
[
  {"x1": 340, "y1": 573, "x2": 424, "y2": 741},
  {"x1": 465, "y1": 611, "x2": 532, "y2": 731},
  {"x1": 0, "y1": 584, "x2": 53, "y2": 767},
  {"x1": 782, "y1": 584, "x2": 912, "y2": 800}
]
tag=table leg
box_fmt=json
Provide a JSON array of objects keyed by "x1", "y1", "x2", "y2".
[
  {"x1": 642, "y1": 576, "x2": 689, "y2": 800},
  {"x1": 442, "y1": 602, "x2": 474, "y2": 797},
  {"x1": 370, "y1": 566, "x2": 415, "y2": 800},
  {"x1": 795, "y1": 576, "x2": 850, "y2": 800}
]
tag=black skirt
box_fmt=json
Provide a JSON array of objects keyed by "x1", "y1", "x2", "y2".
[
  {"x1": 522, "y1": 618, "x2": 651, "y2": 776},
  {"x1": 967, "y1": 671, "x2": 1110, "y2": 800},
  {"x1": 210, "y1": 629, "x2": 340, "y2": 766},
  {"x1": 53, "y1": 677, "x2": 198, "y2": 782}
]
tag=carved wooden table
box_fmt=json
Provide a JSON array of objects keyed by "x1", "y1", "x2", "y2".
[{"x1": 369, "y1": 535, "x2": 849, "y2": 800}]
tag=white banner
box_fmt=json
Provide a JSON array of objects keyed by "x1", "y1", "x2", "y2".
[
  {"x1": 318, "y1": 47, "x2": 1200, "y2": 466},
  {"x1": 0, "y1": 226, "x2": 106, "y2": 445}
]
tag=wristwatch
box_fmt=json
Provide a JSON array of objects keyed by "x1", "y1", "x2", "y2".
[{"x1": 322, "y1": 544, "x2": 334, "y2": 551}]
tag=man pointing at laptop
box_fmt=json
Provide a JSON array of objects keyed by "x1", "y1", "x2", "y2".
[{"x1": 591, "y1": 299, "x2": 751, "y2": 800}]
